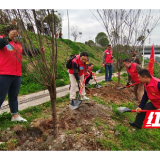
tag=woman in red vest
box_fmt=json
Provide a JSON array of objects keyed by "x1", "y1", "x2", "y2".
[
  {"x1": 0, "y1": 25, "x2": 45, "y2": 122},
  {"x1": 123, "y1": 58, "x2": 144, "y2": 103},
  {"x1": 85, "y1": 63, "x2": 94, "y2": 86},
  {"x1": 68, "y1": 51, "x2": 89, "y2": 101},
  {"x1": 129, "y1": 69, "x2": 160, "y2": 129}
]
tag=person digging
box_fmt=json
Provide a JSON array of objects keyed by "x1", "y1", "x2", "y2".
[
  {"x1": 68, "y1": 51, "x2": 90, "y2": 101},
  {"x1": 85, "y1": 63, "x2": 94, "y2": 86},
  {"x1": 129, "y1": 69, "x2": 160, "y2": 129},
  {"x1": 123, "y1": 58, "x2": 144, "y2": 104}
]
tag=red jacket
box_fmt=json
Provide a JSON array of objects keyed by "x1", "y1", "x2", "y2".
[
  {"x1": 144, "y1": 76, "x2": 160, "y2": 109},
  {"x1": 126, "y1": 63, "x2": 140, "y2": 83},
  {"x1": 68, "y1": 55, "x2": 86, "y2": 76},
  {"x1": 0, "y1": 36, "x2": 22, "y2": 76},
  {"x1": 104, "y1": 49, "x2": 113, "y2": 63}
]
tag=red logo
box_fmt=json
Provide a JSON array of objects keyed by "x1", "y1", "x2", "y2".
[{"x1": 143, "y1": 110, "x2": 160, "y2": 128}]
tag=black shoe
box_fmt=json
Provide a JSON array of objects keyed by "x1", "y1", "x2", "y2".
[
  {"x1": 109, "y1": 80, "x2": 113, "y2": 81},
  {"x1": 129, "y1": 122, "x2": 141, "y2": 129}
]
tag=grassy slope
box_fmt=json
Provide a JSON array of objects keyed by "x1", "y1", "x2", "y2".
[{"x1": 0, "y1": 25, "x2": 106, "y2": 96}]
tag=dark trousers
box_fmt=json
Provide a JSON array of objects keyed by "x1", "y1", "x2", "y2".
[
  {"x1": 85, "y1": 73, "x2": 93, "y2": 85},
  {"x1": 134, "y1": 102, "x2": 156, "y2": 128},
  {"x1": 0, "y1": 75, "x2": 21, "y2": 115},
  {"x1": 105, "y1": 65, "x2": 113, "y2": 81}
]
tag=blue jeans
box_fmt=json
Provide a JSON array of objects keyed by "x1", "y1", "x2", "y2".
[
  {"x1": 0, "y1": 75, "x2": 21, "y2": 115},
  {"x1": 105, "y1": 65, "x2": 113, "y2": 81}
]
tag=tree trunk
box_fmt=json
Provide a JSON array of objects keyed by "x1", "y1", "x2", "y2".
[
  {"x1": 48, "y1": 84, "x2": 58, "y2": 138},
  {"x1": 118, "y1": 70, "x2": 121, "y2": 85}
]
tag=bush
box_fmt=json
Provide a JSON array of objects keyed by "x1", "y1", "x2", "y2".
[{"x1": 153, "y1": 63, "x2": 160, "y2": 79}]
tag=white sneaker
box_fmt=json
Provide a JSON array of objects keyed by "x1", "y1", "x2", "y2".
[
  {"x1": 11, "y1": 115, "x2": 27, "y2": 122},
  {"x1": 81, "y1": 96, "x2": 90, "y2": 101}
]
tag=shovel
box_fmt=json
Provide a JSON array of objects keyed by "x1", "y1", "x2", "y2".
[
  {"x1": 92, "y1": 73, "x2": 101, "y2": 88},
  {"x1": 69, "y1": 74, "x2": 90, "y2": 110},
  {"x1": 116, "y1": 82, "x2": 140, "y2": 90},
  {"x1": 117, "y1": 107, "x2": 147, "y2": 113},
  {"x1": 96, "y1": 56, "x2": 112, "y2": 74}
]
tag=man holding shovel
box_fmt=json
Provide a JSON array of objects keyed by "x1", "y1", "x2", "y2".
[
  {"x1": 103, "y1": 45, "x2": 113, "y2": 82},
  {"x1": 123, "y1": 59, "x2": 144, "y2": 103},
  {"x1": 129, "y1": 69, "x2": 160, "y2": 129}
]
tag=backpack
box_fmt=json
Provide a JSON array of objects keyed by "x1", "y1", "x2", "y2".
[{"x1": 66, "y1": 55, "x2": 78, "y2": 69}]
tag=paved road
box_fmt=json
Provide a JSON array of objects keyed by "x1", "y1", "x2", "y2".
[{"x1": 0, "y1": 72, "x2": 121, "y2": 114}]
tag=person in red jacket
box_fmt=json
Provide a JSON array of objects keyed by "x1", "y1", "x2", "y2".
[
  {"x1": 103, "y1": 45, "x2": 113, "y2": 81},
  {"x1": 68, "y1": 51, "x2": 89, "y2": 101},
  {"x1": 85, "y1": 63, "x2": 94, "y2": 86},
  {"x1": 0, "y1": 25, "x2": 45, "y2": 122},
  {"x1": 129, "y1": 69, "x2": 160, "y2": 129},
  {"x1": 123, "y1": 58, "x2": 144, "y2": 103}
]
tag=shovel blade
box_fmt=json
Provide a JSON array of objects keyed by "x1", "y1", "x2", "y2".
[
  {"x1": 96, "y1": 69, "x2": 101, "y2": 74},
  {"x1": 95, "y1": 84, "x2": 101, "y2": 88},
  {"x1": 116, "y1": 86, "x2": 125, "y2": 90},
  {"x1": 69, "y1": 99, "x2": 82, "y2": 110},
  {"x1": 117, "y1": 107, "x2": 132, "y2": 113}
]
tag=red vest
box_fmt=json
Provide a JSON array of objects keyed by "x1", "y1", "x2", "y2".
[
  {"x1": 68, "y1": 55, "x2": 86, "y2": 76},
  {"x1": 144, "y1": 76, "x2": 160, "y2": 109},
  {"x1": 0, "y1": 36, "x2": 22, "y2": 76},
  {"x1": 126, "y1": 63, "x2": 140, "y2": 83},
  {"x1": 104, "y1": 49, "x2": 113, "y2": 63},
  {"x1": 88, "y1": 67, "x2": 91, "y2": 73}
]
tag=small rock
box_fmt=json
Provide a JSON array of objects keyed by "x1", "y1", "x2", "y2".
[
  {"x1": 93, "y1": 93, "x2": 98, "y2": 97},
  {"x1": 115, "y1": 131, "x2": 120, "y2": 136},
  {"x1": 132, "y1": 129, "x2": 136, "y2": 131},
  {"x1": 45, "y1": 135, "x2": 54, "y2": 144},
  {"x1": 98, "y1": 149, "x2": 101, "y2": 151},
  {"x1": 6, "y1": 127, "x2": 10, "y2": 131}
]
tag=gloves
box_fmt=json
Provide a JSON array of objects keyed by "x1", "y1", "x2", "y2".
[{"x1": 126, "y1": 82, "x2": 130, "y2": 86}]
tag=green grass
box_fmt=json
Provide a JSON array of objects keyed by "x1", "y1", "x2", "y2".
[
  {"x1": 1, "y1": 82, "x2": 160, "y2": 151},
  {"x1": 0, "y1": 94, "x2": 70, "y2": 131}
]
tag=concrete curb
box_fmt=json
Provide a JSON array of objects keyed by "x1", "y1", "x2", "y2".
[{"x1": 0, "y1": 72, "x2": 122, "y2": 114}]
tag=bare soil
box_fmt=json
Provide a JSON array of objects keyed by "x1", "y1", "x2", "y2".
[{"x1": 0, "y1": 82, "x2": 137, "y2": 151}]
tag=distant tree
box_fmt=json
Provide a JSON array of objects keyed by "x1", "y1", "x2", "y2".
[
  {"x1": 0, "y1": 10, "x2": 10, "y2": 24},
  {"x1": 43, "y1": 13, "x2": 60, "y2": 30},
  {"x1": 88, "y1": 40, "x2": 94, "y2": 46},
  {"x1": 70, "y1": 26, "x2": 80, "y2": 42},
  {"x1": 95, "y1": 32, "x2": 109, "y2": 47},
  {"x1": 79, "y1": 32, "x2": 82, "y2": 42}
]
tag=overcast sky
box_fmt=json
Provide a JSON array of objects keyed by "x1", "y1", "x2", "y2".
[{"x1": 56, "y1": 9, "x2": 160, "y2": 46}]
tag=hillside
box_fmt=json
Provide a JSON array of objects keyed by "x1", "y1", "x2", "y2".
[{"x1": 0, "y1": 25, "x2": 108, "y2": 95}]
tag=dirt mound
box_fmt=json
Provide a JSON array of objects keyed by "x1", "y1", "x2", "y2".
[
  {"x1": 86, "y1": 82, "x2": 137, "y2": 104},
  {"x1": 0, "y1": 101, "x2": 114, "y2": 151}
]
